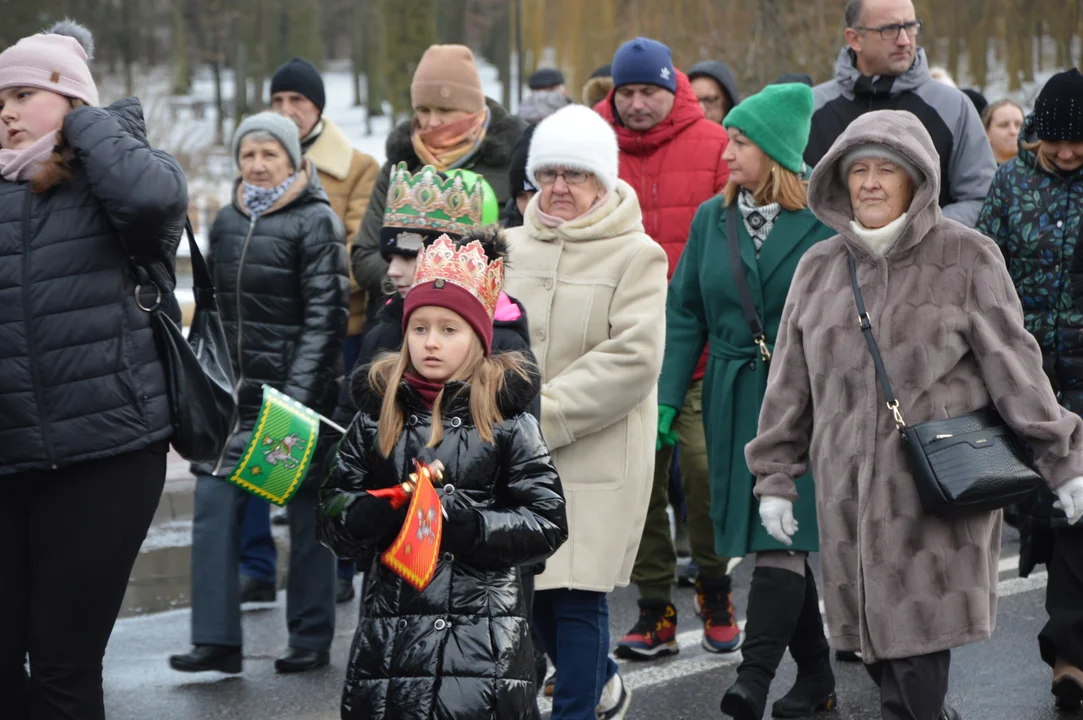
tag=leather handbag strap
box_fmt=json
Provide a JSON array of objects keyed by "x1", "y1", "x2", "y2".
[
  {"x1": 727, "y1": 206, "x2": 771, "y2": 362},
  {"x1": 184, "y1": 219, "x2": 214, "y2": 291},
  {"x1": 847, "y1": 253, "x2": 906, "y2": 427}
]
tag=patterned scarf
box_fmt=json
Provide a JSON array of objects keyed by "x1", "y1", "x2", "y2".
[
  {"x1": 242, "y1": 172, "x2": 299, "y2": 218},
  {"x1": 0, "y1": 132, "x2": 60, "y2": 183},
  {"x1": 737, "y1": 188, "x2": 782, "y2": 255},
  {"x1": 411, "y1": 108, "x2": 489, "y2": 171}
]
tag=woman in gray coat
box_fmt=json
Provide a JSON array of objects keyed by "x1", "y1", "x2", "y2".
[{"x1": 745, "y1": 109, "x2": 1083, "y2": 720}]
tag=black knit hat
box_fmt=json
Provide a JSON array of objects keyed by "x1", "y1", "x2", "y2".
[
  {"x1": 507, "y1": 123, "x2": 539, "y2": 200},
  {"x1": 270, "y1": 57, "x2": 326, "y2": 112},
  {"x1": 590, "y1": 64, "x2": 612, "y2": 79},
  {"x1": 1033, "y1": 68, "x2": 1083, "y2": 142},
  {"x1": 529, "y1": 68, "x2": 565, "y2": 90}
]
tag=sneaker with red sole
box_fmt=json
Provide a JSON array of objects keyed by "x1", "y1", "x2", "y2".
[
  {"x1": 614, "y1": 600, "x2": 679, "y2": 659},
  {"x1": 696, "y1": 576, "x2": 743, "y2": 653}
]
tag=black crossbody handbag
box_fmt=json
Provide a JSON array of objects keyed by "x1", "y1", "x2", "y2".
[
  {"x1": 727, "y1": 207, "x2": 772, "y2": 363},
  {"x1": 846, "y1": 254, "x2": 1040, "y2": 516}
]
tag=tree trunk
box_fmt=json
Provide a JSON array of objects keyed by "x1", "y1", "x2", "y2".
[{"x1": 171, "y1": 1, "x2": 192, "y2": 95}]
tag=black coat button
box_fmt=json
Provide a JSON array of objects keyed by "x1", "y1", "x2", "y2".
[
  {"x1": 443, "y1": 484, "x2": 455, "y2": 495},
  {"x1": 397, "y1": 619, "x2": 407, "y2": 630},
  {"x1": 443, "y1": 552, "x2": 454, "y2": 562},
  {"x1": 450, "y1": 417, "x2": 462, "y2": 428}
]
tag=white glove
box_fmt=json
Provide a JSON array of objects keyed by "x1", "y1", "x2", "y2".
[
  {"x1": 1054, "y1": 476, "x2": 1083, "y2": 526},
  {"x1": 759, "y1": 496, "x2": 798, "y2": 546}
]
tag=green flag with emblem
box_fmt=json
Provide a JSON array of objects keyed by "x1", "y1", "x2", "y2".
[{"x1": 225, "y1": 385, "x2": 323, "y2": 507}]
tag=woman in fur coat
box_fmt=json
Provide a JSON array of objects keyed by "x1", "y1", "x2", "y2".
[{"x1": 746, "y1": 109, "x2": 1083, "y2": 720}]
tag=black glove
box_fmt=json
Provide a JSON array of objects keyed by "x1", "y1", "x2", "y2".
[
  {"x1": 345, "y1": 492, "x2": 408, "y2": 549},
  {"x1": 441, "y1": 504, "x2": 480, "y2": 556}
]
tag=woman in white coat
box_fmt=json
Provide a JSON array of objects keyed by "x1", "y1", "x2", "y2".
[{"x1": 503, "y1": 104, "x2": 669, "y2": 720}]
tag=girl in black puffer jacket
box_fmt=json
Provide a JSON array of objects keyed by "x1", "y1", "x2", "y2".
[
  {"x1": 0, "y1": 21, "x2": 187, "y2": 717},
  {"x1": 318, "y1": 228, "x2": 567, "y2": 720}
]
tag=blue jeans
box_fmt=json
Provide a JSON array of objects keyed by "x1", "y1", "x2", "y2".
[
  {"x1": 532, "y1": 589, "x2": 619, "y2": 720},
  {"x1": 240, "y1": 334, "x2": 365, "y2": 584},
  {"x1": 240, "y1": 498, "x2": 276, "y2": 584}
]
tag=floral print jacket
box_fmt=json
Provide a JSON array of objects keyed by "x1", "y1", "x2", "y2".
[{"x1": 977, "y1": 128, "x2": 1083, "y2": 415}]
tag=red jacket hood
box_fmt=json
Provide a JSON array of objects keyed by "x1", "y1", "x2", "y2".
[{"x1": 595, "y1": 70, "x2": 707, "y2": 155}]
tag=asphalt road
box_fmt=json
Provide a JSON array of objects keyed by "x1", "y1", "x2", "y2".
[{"x1": 102, "y1": 526, "x2": 1073, "y2": 719}]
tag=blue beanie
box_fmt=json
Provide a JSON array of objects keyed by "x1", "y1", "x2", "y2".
[{"x1": 612, "y1": 37, "x2": 676, "y2": 94}]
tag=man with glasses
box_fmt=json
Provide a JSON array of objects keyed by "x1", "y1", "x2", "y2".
[
  {"x1": 688, "y1": 60, "x2": 741, "y2": 125},
  {"x1": 805, "y1": 0, "x2": 994, "y2": 227},
  {"x1": 595, "y1": 36, "x2": 743, "y2": 664}
]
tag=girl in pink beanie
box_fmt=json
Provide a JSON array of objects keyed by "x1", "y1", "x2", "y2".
[{"x1": 0, "y1": 19, "x2": 190, "y2": 719}]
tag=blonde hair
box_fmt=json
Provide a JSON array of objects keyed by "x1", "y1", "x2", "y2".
[
  {"x1": 723, "y1": 154, "x2": 808, "y2": 211},
  {"x1": 32, "y1": 97, "x2": 87, "y2": 193},
  {"x1": 981, "y1": 99, "x2": 1024, "y2": 131},
  {"x1": 1021, "y1": 139, "x2": 1058, "y2": 174},
  {"x1": 367, "y1": 336, "x2": 532, "y2": 457}
]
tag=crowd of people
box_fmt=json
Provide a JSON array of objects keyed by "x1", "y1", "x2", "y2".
[{"x1": 5, "y1": 0, "x2": 1083, "y2": 719}]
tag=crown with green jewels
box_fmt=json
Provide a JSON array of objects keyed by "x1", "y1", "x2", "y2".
[{"x1": 383, "y1": 162, "x2": 484, "y2": 237}]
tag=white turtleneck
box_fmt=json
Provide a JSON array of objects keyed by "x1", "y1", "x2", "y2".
[{"x1": 849, "y1": 212, "x2": 909, "y2": 256}]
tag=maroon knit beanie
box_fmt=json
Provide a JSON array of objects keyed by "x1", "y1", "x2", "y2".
[{"x1": 403, "y1": 281, "x2": 494, "y2": 355}]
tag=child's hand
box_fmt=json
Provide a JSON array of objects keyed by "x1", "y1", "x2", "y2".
[
  {"x1": 346, "y1": 491, "x2": 408, "y2": 548},
  {"x1": 440, "y1": 503, "x2": 479, "y2": 556}
]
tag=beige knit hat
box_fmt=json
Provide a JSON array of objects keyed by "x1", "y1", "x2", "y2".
[{"x1": 410, "y1": 45, "x2": 485, "y2": 114}]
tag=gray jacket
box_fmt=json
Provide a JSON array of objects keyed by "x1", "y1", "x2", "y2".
[{"x1": 804, "y1": 47, "x2": 995, "y2": 227}]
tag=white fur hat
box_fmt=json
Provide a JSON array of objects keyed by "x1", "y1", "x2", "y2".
[{"x1": 527, "y1": 104, "x2": 619, "y2": 193}]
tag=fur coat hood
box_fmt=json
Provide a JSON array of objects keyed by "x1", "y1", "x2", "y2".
[{"x1": 807, "y1": 109, "x2": 942, "y2": 260}]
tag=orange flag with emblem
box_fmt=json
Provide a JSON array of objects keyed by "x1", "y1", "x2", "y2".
[{"x1": 380, "y1": 460, "x2": 444, "y2": 591}]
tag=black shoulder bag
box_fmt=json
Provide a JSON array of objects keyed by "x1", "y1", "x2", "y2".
[
  {"x1": 727, "y1": 206, "x2": 771, "y2": 363},
  {"x1": 847, "y1": 253, "x2": 1040, "y2": 516},
  {"x1": 133, "y1": 220, "x2": 236, "y2": 463}
]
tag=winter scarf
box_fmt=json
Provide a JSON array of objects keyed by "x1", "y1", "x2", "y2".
[
  {"x1": 0, "y1": 132, "x2": 59, "y2": 182},
  {"x1": 242, "y1": 172, "x2": 299, "y2": 218},
  {"x1": 404, "y1": 371, "x2": 445, "y2": 409},
  {"x1": 534, "y1": 192, "x2": 610, "y2": 229},
  {"x1": 411, "y1": 108, "x2": 489, "y2": 171},
  {"x1": 737, "y1": 188, "x2": 781, "y2": 254}
]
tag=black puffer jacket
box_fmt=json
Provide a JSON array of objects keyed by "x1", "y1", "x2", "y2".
[
  {"x1": 197, "y1": 161, "x2": 349, "y2": 477},
  {"x1": 0, "y1": 98, "x2": 187, "y2": 475},
  {"x1": 351, "y1": 99, "x2": 525, "y2": 311},
  {"x1": 317, "y1": 369, "x2": 567, "y2": 720}
]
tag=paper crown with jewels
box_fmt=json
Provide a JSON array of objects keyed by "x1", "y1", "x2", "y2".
[
  {"x1": 411, "y1": 233, "x2": 504, "y2": 319},
  {"x1": 382, "y1": 162, "x2": 485, "y2": 239}
]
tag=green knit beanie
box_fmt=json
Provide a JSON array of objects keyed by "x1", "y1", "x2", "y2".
[{"x1": 723, "y1": 83, "x2": 814, "y2": 174}]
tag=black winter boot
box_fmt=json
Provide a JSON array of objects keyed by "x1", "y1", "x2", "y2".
[
  {"x1": 771, "y1": 563, "x2": 837, "y2": 718},
  {"x1": 720, "y1": 567, "x2": 806, "y2": 720}
]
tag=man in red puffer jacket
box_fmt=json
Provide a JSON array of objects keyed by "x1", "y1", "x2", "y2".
[{"x1": 595, "y1": 36, "x2": 740, "y2": 663}]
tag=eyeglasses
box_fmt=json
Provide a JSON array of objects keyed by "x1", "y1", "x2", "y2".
[
  {"x1": 535, "y1": 169, "x2": 592, "y2": 185},
  {"x1": 855, "y1": 20, "x2": 923, "y2": 41}
]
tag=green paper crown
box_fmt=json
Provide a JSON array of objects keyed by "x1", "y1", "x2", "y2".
[{"x1": 383, "y1": 162, "x2": 484, "y2": 236}]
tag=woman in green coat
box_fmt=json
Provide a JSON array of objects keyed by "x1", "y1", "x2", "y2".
[{"x1": 657, "y1": 83, "x2": 836, "y2": 720}]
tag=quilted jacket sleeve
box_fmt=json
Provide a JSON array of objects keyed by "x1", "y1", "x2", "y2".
[
  {"x1": 317, "y1": 415, "x2": 376, "y2": 560},
  {"x1": 540, "y1": 241, "x2": 669, "y2": 450},
  {"x1": 975, "y1": 165, "x2": 1012, "y2": 263},
  {"x1": 1071, "y1": 231, "x2": 1083, "y2": 312},
  {"x1": 746, "y1": 257, "x2": 817, "y2": 503},
  {"x1": 658, "y1": 203, "x2": 710, "y2": 409},
  {"x1": 966, "y1": 242, "x2": 1083, "y2": 489},
  {"x1": 282, "y1": 208, "x2": 350, "y2": 408},
  {"x1": 63, "y1": 104, "x2": 188, "y2": 257},
  {"x1": 351, "y1": 160, "x2": 392, "y2": 296},
  {"x1": 452, "y1": 413, "x2": 568, "y2": 568}
]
